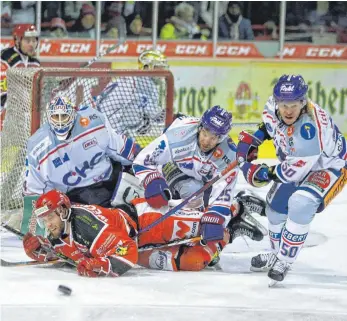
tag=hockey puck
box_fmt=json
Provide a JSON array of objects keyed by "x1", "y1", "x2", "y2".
[{"x1": 58, "y1": 285, "x2": 72, "y2": 296}]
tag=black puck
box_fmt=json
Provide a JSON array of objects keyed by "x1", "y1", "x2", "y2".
[{"x1": 58, "y1": 285, "x2": 72, "y2": 296}]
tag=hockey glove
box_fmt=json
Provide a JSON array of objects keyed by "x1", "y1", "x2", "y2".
[
  {"x1": 236, "y1": 130, "x2": 263, "y2": 163},
  {"x1": 23, "y1": 232, "x2": 56, "y2": 262},
  {"x1": 143, "y1": 172, "x2": 171, "y2": 209},
  {"x1": 199, "y1": 212, "x2": 226, "y2": 245},
  {"x1": 240, "y1": 162, "x2": 273, "y2": 188},
  {"x1": 77, "y1": 257, "x2": 112, "y2": 278}
]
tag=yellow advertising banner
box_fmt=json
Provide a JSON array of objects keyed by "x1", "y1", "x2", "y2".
[{"x1": 112, "y1": 60, "x2": 347, "y2": 157}]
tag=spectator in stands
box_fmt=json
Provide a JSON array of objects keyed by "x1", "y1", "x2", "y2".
[
  {"x1": 1, "y1": 1, "x2": 12, "y2": 35},
  {"x1": 63, "y1": 1, "x2": 93, "y2": 22},
  {"x1": 102, "y1": 2, "x2": 127, "y2": 39},
  {"x1": 9, "y1": 1, "x2": 36, "y2": 24},
  {"x1": 160, "y1": 2, "x2": 210, "y2": 40},
  {"x1": 50, "y1": 18, "x2": 68, "y2": 38},
  {"x1": 68, "y1": 3, "x2": 96, "y2": 38},
  {"x1": 218, "y1": 1, "x2": 254, "y2": 40}
]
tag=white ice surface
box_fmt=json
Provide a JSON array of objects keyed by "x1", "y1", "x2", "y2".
[{"x1": 1, "y1": 160, "x2": 347, "y2": 321}]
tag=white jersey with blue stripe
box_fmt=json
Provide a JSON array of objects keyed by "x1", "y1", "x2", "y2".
[
  {"x1": 263, "y1": 96, "x2": 346, "y2": 184},
  {"x1": 133, "y1": 116, "x2": 239, "y2": 214},
  {"x1": 24, "y1": 105, "x2": 136, "y2": 195}
]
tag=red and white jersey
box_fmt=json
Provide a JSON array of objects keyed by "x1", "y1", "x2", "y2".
[{"x1": 263, "y1": 96, "x2": 346, "y2": 183}]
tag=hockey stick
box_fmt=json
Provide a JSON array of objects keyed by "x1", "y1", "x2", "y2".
[
  {"x1": 0, "y1": 258, "x2": 60, "y2": 267},
  {"x1": 138, "y1": 160, "x2": 239, "y2": 234},
  {"x1": 138, "y1": 236, "x2": 201, "y2": 252},
  {"x1": 80, "y1": 38, "x2": 126, "y2": 68},
  {"x1": 1, "y1": 223, "x2": 77, "y2": 267}
]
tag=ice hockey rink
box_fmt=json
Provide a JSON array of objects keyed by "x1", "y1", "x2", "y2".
[{"x1": 1, "y1": 163, "x2": 347, "y2": 321}]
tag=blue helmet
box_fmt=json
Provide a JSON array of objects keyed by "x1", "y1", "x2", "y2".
[
  {"x1": 273, "y1": 75, "x2": 308, "y2": 102},
  {"x1": 200, "y1": 106, "x2": 233, "y2": 142},
  {"x1": 47, "y1": 96, "x2": 76, "y2": 140}
]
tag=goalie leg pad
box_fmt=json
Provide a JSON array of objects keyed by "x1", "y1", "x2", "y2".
[{"x1": 111, "y1": 172, "x2": 144, "y2": 207}]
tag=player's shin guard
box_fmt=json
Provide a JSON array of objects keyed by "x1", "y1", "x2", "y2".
[
  {"x1": 276, "y1": 218, "x2": 309, "y2": 264},
  {"x1": 250, "y1": 221, "x2": 284, "y2": 272},
  {"x1": 268, "y1": 221, "x2": 285, "y2": 253},
  {"x1": 268, "y1": 219, "x2": 309, "y2": 283}
]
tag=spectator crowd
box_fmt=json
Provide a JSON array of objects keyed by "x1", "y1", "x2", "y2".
[{"x1": 1, "y1": 1, "x2": 346, "y2": 43}]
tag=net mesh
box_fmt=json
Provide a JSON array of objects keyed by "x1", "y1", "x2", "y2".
[{"x1": 1, "y1": 68, "x2": 174, "y2": 213}]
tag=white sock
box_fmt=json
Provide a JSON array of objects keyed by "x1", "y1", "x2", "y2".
[
  {"x1": 277, "y1": 218, "x2": 310, "y2": 264},
  {"x1": 268, "y1": 221, "x2": 285, "y2": 254}
]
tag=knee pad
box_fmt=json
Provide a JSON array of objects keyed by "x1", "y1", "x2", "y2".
[
  {"x1": 266, "y1": 204, "x2": 287, "y2": 225},
  {"x1": 288, "y1": 192, "x2": 320, "y2": 225}
]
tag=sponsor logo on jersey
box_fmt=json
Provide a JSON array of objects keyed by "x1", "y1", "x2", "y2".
[
  {"x1": 79, "y1": 117, "x2": 90, "y2": 127},
  {"x1": 30, "y1": 136, "x2": 53, "y2": 158},
  {"x1": 154, "y1": 251, "x2": 167, "y2": 270},
  {"x1": 116, "y1": 246, "x2": 128, "y2": 256},
  {"x1": 222, "y1": 155, "x2": 231, "y2": 164},
  {"x1": 172, "y1": 142, "x2": 194, "y2": 156},
  {"x1": 287, "y1": 126, "x2": 294, "y2": 136},
  {"x1": 144, "y1": 140, "x2": 166, "y2": 166},
  {"x1": 213, "y1": 147, "x2": 223, "y2": 159},
  {"x1": 225, "y1": 171, "x2": 237, "y2": 184},
  {"x1": 83, "y1": 138, "x2": 97, "y2": 150},
  {"x1": 62, "y1": 152, "x2": 103, "y2": 186},
  {"x1": 300, "y1": 123, "x2": 316, "y2": 140},
  {"x1": 52, "y1": 152, "x2": 70, "y2": 168},
  {"x1": 89, "y1": 114, "x2": 98, "y2": 120},
  {"x1": 179, "y1": 162, "x2": 193, "y2": 170},
  {"x1": 292, "y1": 160, "x2": 306, "y2": 167},
  {"x1": 306, "y1": 171, "x2": 331, "y2": 191}
]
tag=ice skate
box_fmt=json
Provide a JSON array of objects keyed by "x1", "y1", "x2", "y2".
[{"x1": 250, "y1": 252, "x2": 276, "y2": 272}]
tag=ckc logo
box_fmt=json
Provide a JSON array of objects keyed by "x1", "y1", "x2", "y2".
[
  {"x1": 280, "y1": 84, "x2": 294, "y2": 92},
  {"x1": 62, "y1": 152, "x2": 103, "y2": 186}
]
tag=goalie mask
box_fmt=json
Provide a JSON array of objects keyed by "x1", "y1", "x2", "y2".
[
  {"x1": 34, "y1": 190, "x2": 72, "y2": 238},
  {"x1": 138, "y1": 49, "x2": 168, "y2": 70},
  {"x1": 47, "y1": 96, "x2": 76, "y2": 141}
]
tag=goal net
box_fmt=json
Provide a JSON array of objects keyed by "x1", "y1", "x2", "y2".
[{"x1": 1, "y1": 68, "x2": 174, "y2": 214}]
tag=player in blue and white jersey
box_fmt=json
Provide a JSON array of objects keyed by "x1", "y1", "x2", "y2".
[
  {"x1": 133, "y1": 105, "x2": 267, "y2": 246},
  {"x1": 24, "y1": 96, "x2": 139, "y2": 207},
  {"x1": 236, "y1": 75, "x2": 347, "y2": 283}
]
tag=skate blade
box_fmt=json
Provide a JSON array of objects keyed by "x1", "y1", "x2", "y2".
[{"x1": 268, "y1": 279, "x2": 278, "y2": 287}]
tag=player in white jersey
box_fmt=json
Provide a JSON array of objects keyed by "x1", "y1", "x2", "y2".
[
  {"x1": 24, "y1": 96, "x2": 140, "y2": 207},
  {"x1": 95, "y1": 50, "x2": 168, "y2": 136},
  {"x1": 236, "y1": 74, "x2": 347, "y2": 283},
  {"x1": 133, "y1": 105, "x2": 253, "y2": 247}
]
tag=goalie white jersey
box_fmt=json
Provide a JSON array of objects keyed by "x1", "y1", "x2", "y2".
[
  {"x1": 263, "y1": 96, "x2": 347, "y2": 183},
  {"x1": 95, "y1": 77, "x2": 165, "y2": 135},
  {"x1": 133, "y1": 116, "x2": 239, "y2": 219},
  {"x1": 24, "y1": 105, "x2": 137, "y2": 195}
]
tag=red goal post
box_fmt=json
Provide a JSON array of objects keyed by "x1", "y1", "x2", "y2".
[{"x1": 1, "y1": 68, "x2": 174, "y2": 211}]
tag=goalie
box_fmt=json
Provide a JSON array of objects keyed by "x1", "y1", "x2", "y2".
[
  {"x1": 95, "y1": 49, "x2": 168, "y2": 136},
  {"x1": 24, "y1": 95, "x2": 141, "y2": 207}
]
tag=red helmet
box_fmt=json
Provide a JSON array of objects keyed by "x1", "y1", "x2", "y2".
[
  {"x1": 13, "y1": 24, "x2": 39, "y2": 40},
  {"x1": 34, "y1": 190, "x2": 71, "y2": 220}
]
